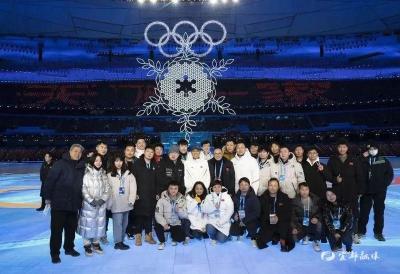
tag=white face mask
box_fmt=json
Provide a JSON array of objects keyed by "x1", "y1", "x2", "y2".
[{"x1": 369, "y1": 149, "x2": 378, "y2": 156}]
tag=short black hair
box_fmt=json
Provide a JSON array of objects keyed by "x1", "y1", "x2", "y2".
[
  {"x1": 96, "y1": 141, "x2": 107, "y2": 147},
  {"x1": 258, "y1": 144, "x2": 269, "y2": 152},
  {"x1": 145, "y1": 145, "x2": 155, "y2": 151},
  {"x1": 268, "y1": 177, "x2": 280, "y2": 186},
  {"x1": 168, "y1": 180, "x2": 180, "y2": 187},
  {"x1": 236, "y1": 139, "x2": 246, "y2": 146},
  {"x1": 201, "y1": 140, "x2": 211, "y2": 146},
  {"x1": 239, "y1": 177, "x2": 250, "y2": 185},
  {"x1": 336, "y1": 138, "x2": 349, "y2": 146},
  {"x1": 154, "y1": 143, "x2": 164, "y2": 149},
  {"x1": 124, "y1": 142, "x2": 136, "y2": 149},
  {"x1": 279, "y1": 145, "x2": 290, "y2": 151},
  {"x1": 250, "y1": 142, "x2": 259, "y2": 147},
  {"x1": 294, "y1": 144, "x2": 304, "y2": 150},
  {"x1": 298, "y1": 182, "x2": 309, "y2": 190},
  {"x1": 135, "y1": 135, "x2": 146, "y2": 142},
  {"x1": 178, "y1": 139, "x2": 189, "y2": 146},
  {"x1": 225, "y1": 138, "x2": 236, "y2": 144},
  {"x1": 307, "y1": 146, "x2": 319, "y2": 154}
]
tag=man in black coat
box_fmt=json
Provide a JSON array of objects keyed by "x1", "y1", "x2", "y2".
[
  {"x1": 256, "y1": 178, "x2": 294, "y2": 252},
  {"x1": 42, "y1": 144, "x2": 85, "y2": 264},
  {"x1": 301, "y1": 147, "x2": 328, "y2": 199},
  {"x1": 132, "y1": 146, "x2": 158, "y2": 246},
  {"x1": 358, "y1": 143, "x2": 394, "y2": 241},
  {"x1": 208, "y1": 147, "x2": 235, "y2": 195},
  {"x1": 156, "y1": 145, "x2": 185, "y2": 195},
  {"x1": 37, "y1": 152, "x2": 54, "y2": 211},
  {"x1": 326, "y1": 139, "x2": 365, "y2": 244},
  {"x1": 230, "y1": 177, "x2": 260, "y2": 242}
]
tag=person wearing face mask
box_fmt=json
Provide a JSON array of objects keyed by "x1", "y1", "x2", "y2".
[
  {"x1": 202, "y1": 180, "x2": 234, "y2": 244},
  {"x1": 184, "y1": 147, "x2": 211, "y2": 194},
  {"x1": 358, "y1": 143, "x2": 394, "y2": 242},
  {"x1": 231, "y1": 140, "x2": 260, "y2": 194},
  {"x1": 270, "y1": 146, "x2": 305, "y2": 199},
  {"x1": 208, "y1": 147, "x2": 235, "y2": 196},
  {"x1": 77, "y1": 154, "x2": 110, "y2": 256}
]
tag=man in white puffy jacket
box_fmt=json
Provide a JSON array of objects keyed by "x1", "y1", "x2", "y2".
[
  {"x1": 271, "y1": 146, "x2": 305, "y2": 199},
  {"x1": 231, "y1": 141, "x2": 260, "y2": 194},
  {"x1": 202, "y1": 181, "x2": 234, "y2": 244},
  {"x1": 184, "y1": 147, "x2": 210, "y2": 193}
]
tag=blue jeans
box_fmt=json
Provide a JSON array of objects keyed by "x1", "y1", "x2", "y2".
[
  {"x1": 206, "y1": 224, "x2": 229, "y2": 243},
  {"x1": 112, "y1": 212, "x2": 129, "y2": 244}
]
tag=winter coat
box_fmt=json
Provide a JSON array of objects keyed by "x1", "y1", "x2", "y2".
[
  {"x1": 208, "y1": 158, "x2": 235, "y2": 195},
  {"x1": 40, "y1": 161, "x2": 54, "y2": 197},
  {"x1": 322, "y1": 200, "x2": 353, "y2": 236},
  {"x1": 232, "y1": 187, "x2": 260, "y2": 224},
  {"x1": 301, "y1": 158, "x2": 328, "y2": 199},
  {"x1": 156, "y1": 158, "x2": 185, "y2": 195},
  {"x1": 186, "y1": 194, "x2": 208, "y2": 232},
  {"x1": 326, "y1": 154, "x2": 365, "y2": 202},
  {"x1": 107, "y1": 170, "x2": 137, "y2": 213},
  {"x1": 257, "y1": 156, "x2": 275, "y2": 196},
  {"x1": 77, "y1": 166, "x2": 110, "y2": 239},
  {"x1": 270, "y1": 153, "x2": 305, "y2": 199},
  {"x1": 259, "y1": 190, "x2": 292, "y2": 228},
  {"x1": 201, "y1": 188, "x2": 234, "y2": 236},
  {"x1": 360, "y1": 155, "x2": 394, "y2": 194},
  {"x1": 155, "y1": 191, "x2": 187, "y2": 226},
  {"x1": 132, "y1": 158, "x2": 157, "y2": 216},
  {"x1": 125, "y1": 158, "x2": 138, "y2": 174},
  {"x1": 231, "y1": 150, "x2": 260, "y2": 194},
  {"x1": 291, "y1": 193, "x2": 321, "y2": 230},
  {"x1": 184, "y1": 158, "x2": 211, "y2": 193},
  {"x1": 43, "y1": 153, "x2": 86, "y2": 212}
]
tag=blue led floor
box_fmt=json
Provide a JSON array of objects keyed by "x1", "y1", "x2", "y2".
[{"x1": 0, "y1": 163, "x2": 399, "y2": 274}]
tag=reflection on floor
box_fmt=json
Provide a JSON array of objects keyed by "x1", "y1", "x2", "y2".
[{"x1": 0, "y1": 163, "x2": 399, "y2": 274}]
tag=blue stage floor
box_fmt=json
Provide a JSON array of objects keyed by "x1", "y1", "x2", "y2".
[{"x1": 0, "y1": 163, "x2": 399, "y2": 274}]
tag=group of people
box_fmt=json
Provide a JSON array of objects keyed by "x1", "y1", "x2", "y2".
[{"x1": 39, "y1": 137, "x2": 394, "y2": 264}]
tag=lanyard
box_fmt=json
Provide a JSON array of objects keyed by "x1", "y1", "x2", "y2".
[
  {"x1": 214, "y1": 161, "x2": 223, "y2": 180},
  {"x1": 117, "y1": 172, "x2": 124, "y2": 187},
  {"x1": 272, "y1": 196, "x2": 277, "y2": 214},
  {"x1": 303, "y1": 197, "x2": 310, "y2": 217},
  {"x1": 330, "y1": 207, "x2": 342, "y2": 220},
  {"x1": 280, "y1": 162, "x2": 286, "y2": 177},
  {"x1": 239, "y1": 196, "x2": 245, "y2": 210},
  {"x1": 259, "y1": 159, "x2": 268, "y2": 170}
]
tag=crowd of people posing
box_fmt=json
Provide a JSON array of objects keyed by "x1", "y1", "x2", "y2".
[{"x1": 38, "y1": 137, "x2": 394, "y2": 264}]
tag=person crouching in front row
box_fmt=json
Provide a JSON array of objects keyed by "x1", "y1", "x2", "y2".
[
  {"x1": 230, "y1": 177, "x2": 260, "y2": 247},
  {"x1": 202, "y1": 180, "x2": 234, "y2": 245},
  {"x1": 256, "y1": 178, "x2": 295, "y2": 252},
  {"x1": 155, "y1": 181, "x2": 187, "y2": 250}
]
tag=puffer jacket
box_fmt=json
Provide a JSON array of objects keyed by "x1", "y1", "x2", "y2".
[
  {"x1": 231, "y1": 150, "x2": 260, "y2": 194},
  {"x1": 291, "y1": 193, "x2": 321, "y2": 230},
  {"x1": 257, "y1": 155, "x2": 275, "y2": 196},
  {"x1": 77, "y1": 166, "x2": 110, "y2": 239},
  {"x1": 184, "y1": 158, "x2": 211, "y2": 193},
  {"x1": 107, "y1": 170, "x2": 137, "y2": 213},
  {"x1": 155, "y1": 190, "x2": 187, "y2": 226},
  {"x1": 201, "y1": 188, "x2": 234, "y2": 236},
  {"x1": 186, "y1": 194, "x2": 208, "y2": 231},
  {"x1": 271, "y1": 153, "x2": 305, "y2": 199}
]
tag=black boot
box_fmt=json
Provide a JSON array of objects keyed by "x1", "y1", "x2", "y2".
[
  {"x1": 51, "y1": 256, "x2": 61, "y2": 264},
  {"x1": 65, "y1": 249, "x2": 80, "y2": 257},
  {"x1": 374, "y1": 234, "x2": 386, "y2": 241}
]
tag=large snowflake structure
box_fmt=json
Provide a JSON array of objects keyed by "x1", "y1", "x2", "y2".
[{"x1": 136, "y1": 20, "x2": 236, "y2": 140}]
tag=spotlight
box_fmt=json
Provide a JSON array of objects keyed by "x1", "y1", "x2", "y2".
[
  {"x1": 171, "y1": 0, "x2": 178, "y2": 3},
  {"x1": 138, "y1": 0, "x2": 145, "y2": 3},
  {"x1": 221, "y1": 0, "x2": 227, "y2": 3},
  {"x1": 210, "y1": 0, "x2": 218, "y2": 4},
  {"x1": 232, "y1": 0, "x2": 239, "y2": 2},
  {"x1": 150, "y1": 0, "x2": 157, "y2": 4}
]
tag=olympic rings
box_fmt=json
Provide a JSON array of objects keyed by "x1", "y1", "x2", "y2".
[{"x1": 143, "y1": 20, "x2": 226, "y2": 58}]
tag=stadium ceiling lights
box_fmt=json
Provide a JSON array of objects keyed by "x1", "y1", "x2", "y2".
[{"x1": 132, "y1": 0, "x2": 239, "y2": 4}]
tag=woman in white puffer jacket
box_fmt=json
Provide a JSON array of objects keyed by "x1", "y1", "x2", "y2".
[
  {"x1": 77, "y1": 154, "x2": 110, "y2": 256},
  {"x1": 201, "y1": 181, "x2": 234, "y2": 244}
]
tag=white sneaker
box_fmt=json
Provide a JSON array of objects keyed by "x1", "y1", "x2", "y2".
[
  {"x1": 301, "y1": 236, "x2": 310, "y2": 245},
  {"x1": 353, "y1": 234, "x2": 361, "y2": 244},
  {"x1": 158, "y1": 243, "x2": 165, "y2": 250},
  {"x1": 171, "y1": 241, "x2": 177, "y2": 246},
  {"x1": 312, "y1": 241, "x2": 321, "y2": 252},
  {"x1": 210, "y1": 239, "x2": 217, "y2": 246},
  {"x1": 183, "y1": 237, "x2": 190, "y2": 245},
  {"x1": 251, "y1": 240, "x2": 257, "y2": 248}
]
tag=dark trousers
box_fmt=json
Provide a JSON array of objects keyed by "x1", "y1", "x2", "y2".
[
  {"x1": 39, "y1": 197, "x2": 45, "y2": 209},
  {"x1": 181, "y1": 218, "x2": 191, "y2": 238},
  {"x1": 104, "y1": 209, "x2": 112, "y2": 234},
  {"x1": 358, "y1": 191, "x2": 386, "y2": 235},
  {"x1": 154, "y1": 223, "x2": 185, "y2": 243},
  {"x1": 230, "y1": 220, "x2": 259, "y2": 239},
  {"x1": 134, "y1": 215, "x2": 153, "y2": 234},
  {"x1": 256, "y1": 222, "x2": 292, "y2": 249},
  {"x1": 293, "y1": 222, "x2": 322, "y2": 242},
  {"x1": 352, "y1": 199, "x2": 360, "y2": 235},
  {"x1": 327, "y1": 229, "x2": 352, "y2": 251},
  {"x1": 126, "y1": 209, "x2": 135, "y2": 235},
  {"x1": 50, "y1": 210, "x2": 78, "y2": 257}
]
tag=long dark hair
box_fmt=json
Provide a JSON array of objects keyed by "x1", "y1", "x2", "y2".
[
  {"x1": 188, "y1": 181, "x2": 208, "y2": 201},
  {"x1": 88, "y1": 153, "x2": 103, "y2": 169},
  {"x1": 109, "y1": 153, "x2": 128, "y2": 177}
]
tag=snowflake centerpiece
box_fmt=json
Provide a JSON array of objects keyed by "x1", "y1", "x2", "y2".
[{"x1": 137, "y1": 20, "x2": 236, "y2": 141}]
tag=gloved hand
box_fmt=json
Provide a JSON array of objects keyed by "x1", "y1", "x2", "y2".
[
  {"x1": 97, "y1": 199, "x2": 105, "y2": 207},
  {"x1": 89, "y1": 200, "x2": 97, "y2": 207}
]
